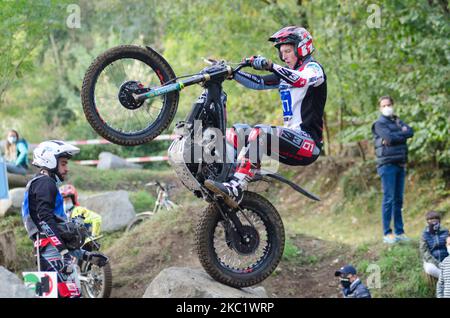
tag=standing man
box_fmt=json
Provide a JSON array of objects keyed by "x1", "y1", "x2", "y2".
[{"x1": 372, "y1": 96, "x2": 414, "y2": 244}]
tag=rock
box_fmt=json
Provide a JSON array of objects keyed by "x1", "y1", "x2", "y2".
[
  {"x1": 143, "y1": 267, "x2": 269, "y2": 298},
  {"x1": 0, "y1": 188, "x2": 26, "y2": 216},
  {"x1": 7, "y1": 187, "x2": 26, "y2": 214},
  {"x1": 9, "y1": 188, "x2": 25, "y2": 208},
  {"x1": 78, "y1": 191, "x2": 135, "y2": 232},
  {"x1": 97, "y1": 152, "x2": 142, "y2": 170},
  {"x1": 0, "y1": 230, "x2": 17, "y2": 270},
  {"x1": 0, "y1": 198, "x2": 12, "y2": 217},
  {"x1": 0, "y1": 266, "x2": 35, "y2": 298}
]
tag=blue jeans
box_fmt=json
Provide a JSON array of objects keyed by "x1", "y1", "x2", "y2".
[{"x1": 377, "y1": 164, "x2": 406, "y2": 236}]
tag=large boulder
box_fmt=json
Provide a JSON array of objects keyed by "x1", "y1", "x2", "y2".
[
  {"x1": 0, "y1": 266, "x2": 35, "y2": 298},
  {"x1": 78, "y1": 191, "x2": 135, "y2": 232},
  {"x1": 143, "y1": 267, "x2": 268, "y2": 298},
  {"x1": 0, "y1": 198, "x2": 12, "y2": 217},
  {"x1": 8, "y1": 187, "x2": 26, "y2": 214},
  {"x1": 0, "y1": 188, "x2": 26, "y2": 216},
  {"x1": 97, "y1": 152, "x2": 142, "y2": 170},
  {"x1": 0, "y1": 230, "x2": 17, "y2": 270}
]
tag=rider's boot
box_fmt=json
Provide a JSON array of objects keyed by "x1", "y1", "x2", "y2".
[{"x1": 204, "y1": 159, "x2": 254, "y2": 208}]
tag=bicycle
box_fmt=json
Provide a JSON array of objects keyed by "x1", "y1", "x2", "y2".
[{"x1": 126, "y1": 181, "x2": 179, "y2": 232}]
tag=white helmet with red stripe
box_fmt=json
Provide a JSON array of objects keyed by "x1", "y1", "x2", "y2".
[{"x1": 268, "y1": 26, "x2": 314, "y2": 61}]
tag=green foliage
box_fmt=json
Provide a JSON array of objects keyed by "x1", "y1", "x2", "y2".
[
  {"x1": 368, "y1": 243, "x2": 435, "y2": 298},
  {"x1": 308, "y1": 0, "x2": 449, "y2": 166},
  {"x1": 0, "y1": 0, "x2": 447, "y2": 168},
  {"x1": 282, "y1": 238, "x2": 301, "y2": 261},
  {"x1": 0, "y1": 214, "x2": 34, "y2": 272},
  {"x1": 129, "y1": 190, "x2": 156, "y2": 213}
]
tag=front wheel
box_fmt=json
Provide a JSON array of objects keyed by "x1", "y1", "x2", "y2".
[
  {"x1": 196, "y1": 192, "x2": 285, "y2": 288},
  {"x1": 80, "y1": 261, "x2": 113, "y2": 298},
  {"x1": 81, "y1": 45, "x2": 179, "y2": 146}
]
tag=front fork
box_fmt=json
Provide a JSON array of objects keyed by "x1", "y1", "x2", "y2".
[{"x1": 213, "y1": 199, "x2": 248, "y2": 239}]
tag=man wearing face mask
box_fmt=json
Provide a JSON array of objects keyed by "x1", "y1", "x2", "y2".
[
  {"x1": 372, "y1": 96, "x2": 414, "y2": 244},
  {"x1": 420, "y1": 210, "x2": 449, "y2": 279},
  {"x1": 334, "y1": 265, "x2": 371, "y2": 298},
  {"x1": 60, "y1": 184, "x2": 102, "y2": 238}
]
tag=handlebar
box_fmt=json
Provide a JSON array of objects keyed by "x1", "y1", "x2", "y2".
[
  {"x1": 134, "y1": 59, "x2": 251, "y2": 102},
  {"x1": 145, "y1": 181, "x2": 176, "y2": 192}
]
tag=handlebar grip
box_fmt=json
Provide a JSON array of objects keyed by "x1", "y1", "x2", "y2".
[{"x1": 242, "y1": 58, "x2": 252, "y2": 66}]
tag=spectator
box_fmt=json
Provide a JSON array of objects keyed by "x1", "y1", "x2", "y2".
[
  {"x1": 59, "y1": 184, "x2": 102, "y2": 238},
  {"x1": 3, "y1": 129, "x2": 29, "y2": 175},
  {"x1": 334, "y1": 264, "x2": 371, "y2": 298},
  {"x1": 420, "y1": 210, "x2": 449, "y2": 279},
  {"x1": 437, "y1": 236, "x2": 450, "y2": 298},
  {"x1": 372, "y1": 96, "x2": 414, "y2": 244}
]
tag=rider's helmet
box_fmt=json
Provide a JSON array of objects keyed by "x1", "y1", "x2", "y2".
[
  {"x1": 32, "y1": 140, "x2": 80, "y2": 181},
  {"x1": 59, "y1": 184, "x2": 79, "y2": 206},
  {"x1": 268, "y1": 26, "x2": 314, "y2": 62}
]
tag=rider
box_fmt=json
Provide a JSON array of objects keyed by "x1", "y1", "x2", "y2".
[
  {"x1": 205, "y1": 26, "x2": 327, "y2": 206},
  {"x1": 59, "y1": 184, "x2": 102, "y2": 238},
  {"x1": 21, "y1": 140, "x2": 108, "y2": 297}
]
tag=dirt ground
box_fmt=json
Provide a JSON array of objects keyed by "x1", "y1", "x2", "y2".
[
  {"x1": 106, "y1": 159, "x2": 371, "y2": 298},
  {"x1": 107, "y1": 214, "x2": 357, "y2": 298}
]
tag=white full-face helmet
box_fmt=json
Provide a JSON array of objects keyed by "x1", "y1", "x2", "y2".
[{"x1": 32, "y1": 140, "x2": 80, "y2": 171}]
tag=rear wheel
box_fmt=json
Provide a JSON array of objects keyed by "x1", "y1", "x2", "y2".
[
  {"x1": 126, "y1": 212, "x2": 154, "y2": 232},
  {"x1": 81, "y1": 45, "x2": 179, "y2": 146},
  {"x1": 196, "y1": 191, "x2": 284, "y2": 287}
]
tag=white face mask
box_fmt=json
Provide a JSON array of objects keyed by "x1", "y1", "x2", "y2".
[
  {"x1": 381, "y1": 106, "x2": 394, "y2": 117},
  {"x1": 64, "y1": 200, "x2": 74, "y2": 214},
  {"x1": 447, "y1": 246, "x2": 450, "y2": 255},
  {"x1": 7, "y1": 136, "x2": 17, "y2": 144}
]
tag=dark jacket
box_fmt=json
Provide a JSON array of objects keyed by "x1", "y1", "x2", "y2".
[
  {"x1": 372, "y1": 115, "x2": 414, "y2": 167},
  {"x1": 343, "y1": 278, "x2": 371, "y2": 298},
  {"x1": 420, "y1": 226, "x2": 449, "y2": 266},
  {"x1": 21, "y1": 173, "x2": 68, "y2": 252}
]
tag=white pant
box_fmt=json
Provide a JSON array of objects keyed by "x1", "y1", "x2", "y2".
[{"x1": 423, "y1": 262, "x2": 440, "y2": 278}]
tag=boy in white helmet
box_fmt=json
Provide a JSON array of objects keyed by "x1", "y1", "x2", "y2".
[{"x1": 21, "y1": 140, "x2": 108, "y2": 297}]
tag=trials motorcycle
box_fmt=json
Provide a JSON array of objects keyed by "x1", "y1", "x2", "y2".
[{"x1": 81, "y1": 45, "x2": 319, "y2": 287}]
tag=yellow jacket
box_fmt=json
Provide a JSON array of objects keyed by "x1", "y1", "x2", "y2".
[{"x1": 71, "y1": 206, "x2": 102, "y2": 237}]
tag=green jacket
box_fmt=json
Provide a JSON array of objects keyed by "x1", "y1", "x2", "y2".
[{"x1": 15, "y1": 139, "x2": 29, "y2": 168}]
